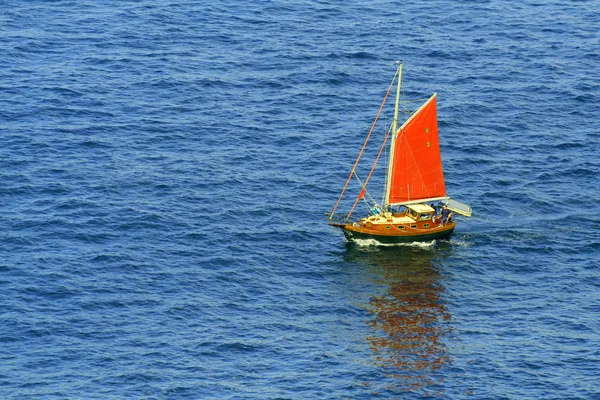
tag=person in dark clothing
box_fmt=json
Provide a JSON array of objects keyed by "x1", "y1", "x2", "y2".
[{"x1": 440, "y1": 205, "x2": 453, "y2": 225}]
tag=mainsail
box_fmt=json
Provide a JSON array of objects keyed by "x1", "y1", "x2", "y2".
[{"x1": 385, "y1": 93, "x2": 446, "y2": 206}]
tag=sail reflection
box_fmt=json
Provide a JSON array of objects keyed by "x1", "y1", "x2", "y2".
[{"x1": 345, "y1": 244, "x2": 453, "y2": 394}]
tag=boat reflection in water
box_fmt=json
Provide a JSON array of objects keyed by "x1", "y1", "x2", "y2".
[{"x1": 344, "y1": 242, "x2": 454, "y2": 395}]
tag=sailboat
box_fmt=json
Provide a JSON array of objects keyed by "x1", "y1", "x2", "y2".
[{"x1": 326, "y1": 62, "x2": 471, "y2": 244}]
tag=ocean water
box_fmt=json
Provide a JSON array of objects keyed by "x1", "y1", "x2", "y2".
[{"x1": 1, "y1": 0, "x2": 599, "y2": 398}]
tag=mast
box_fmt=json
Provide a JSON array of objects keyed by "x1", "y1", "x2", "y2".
[{"x1": 384, "y1": 61, "x2": 403, "y2": 209}]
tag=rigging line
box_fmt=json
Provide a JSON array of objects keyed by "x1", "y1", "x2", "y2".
[
  {"x1": 346, "y1": 124, "x2": 393, "y2": 219},
  {"x1": 400, "y1": 98, "x2": 430, "y2": 116},
  {"x1": 328, "y1": 68, "x2": 399, "y2": 219},
  {"x1": 404, "y1": 97, "x2": 431, "y2": 104},
  {"x1": 352, "y1": 171, "x2": 377, "y2": 204},
  {"x1": 361, "y1": 196, "x2": 376, "y2": 215},
  {"x1": 351, "y1": 172, "x2": 374, "y2": 205}
]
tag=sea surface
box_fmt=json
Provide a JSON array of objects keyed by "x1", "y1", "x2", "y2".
[{"x1": 1, "y1": 1, "x2": 599, "y2": 399}]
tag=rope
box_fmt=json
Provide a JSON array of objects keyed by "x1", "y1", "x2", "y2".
[
  {"x1": 328, "y1": 69, "x2": 399, "y2": 219},
  {"x1": 347, "y1": 124, "x2": 393, "y2": 218},
  {"x1": 351, "y1": 171, "x2": 377, "y2": 205}
]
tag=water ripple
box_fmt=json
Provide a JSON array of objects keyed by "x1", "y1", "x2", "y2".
[{"x1": 1, "y1": 0, "x2": 599, "y2": 399}]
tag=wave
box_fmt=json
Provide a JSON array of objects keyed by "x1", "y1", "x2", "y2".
[{"x1": 350, "y1": 238, "x2": 437, "y2": 248}]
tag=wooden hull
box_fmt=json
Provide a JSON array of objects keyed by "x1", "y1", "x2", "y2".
[{"x1": 333, "y1": 221, "x2": 455, "y2": 244}]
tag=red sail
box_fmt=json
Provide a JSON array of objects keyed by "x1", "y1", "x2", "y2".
[{"x1": 387, "y1": 94, "x2": 446, "y2": 205}]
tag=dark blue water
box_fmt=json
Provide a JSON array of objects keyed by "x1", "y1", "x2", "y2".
[{"x1": 1, "y1": 1, "x2": 599, "y2": 398}]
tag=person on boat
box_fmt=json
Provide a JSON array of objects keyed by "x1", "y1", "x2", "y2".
[
  {"x1": 440, "y1": 205, "x2": 453, "y2": 225},
  {"x1": 371, "y1": 204, "x2": 382, "y2": 215}
]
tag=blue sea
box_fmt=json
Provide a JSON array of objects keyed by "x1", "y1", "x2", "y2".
[{"x1": 1, "y1": 1, "x2": 599, "y2": 398}]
